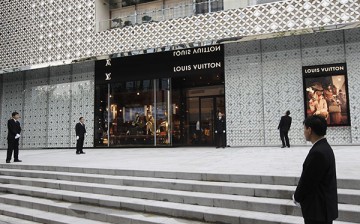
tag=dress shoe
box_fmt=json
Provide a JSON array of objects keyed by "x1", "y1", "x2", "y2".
[
  {"x1": 14, "y1": 160, "x2": 22, "y2": 162},
  {"x1": 6, "y1": 161, "x2": 10, "y2": 163},
  {"x1": 76, "y1": 152, "x2": 80, "y2": 154},
  {"x1": 80, "y1": 152, "x2": 85, "y2": 154},
  {"x1": 281, "y1": 146, "x2": 286, "y2": 148}
]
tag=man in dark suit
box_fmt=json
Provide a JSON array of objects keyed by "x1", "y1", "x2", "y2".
[
  {"x1": 278, "y1": 110, "x2": 292, "y2": 148},
  {"x1": 75, "y1": 117, "x2": 87, "y2": 154},
  {"x1": 6, "y1": 112, "x2": 22, "y2": 163},
  {"x1": 293, "y1": 115, "x2": 338, "y2": 224},
  {"x1": 214, "y1": 111, "x2": 226, "y2": 148}
]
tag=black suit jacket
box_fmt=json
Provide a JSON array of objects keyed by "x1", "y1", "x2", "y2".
[
  {"x1": 75, "y1": 123, "x2": 86, "y2": 138},
  {"x1": 7, "y1": 119, "x2": 21, "y2": 140},
  {"x1": 215, "y1": 116, "x2": 226, "y2": 133},
  {"x1": 294, "y1": 138, "x2": 338, "y2": 222},
  {"x1": 278, "y1": 115, "x2": 292, "y2": 131}
]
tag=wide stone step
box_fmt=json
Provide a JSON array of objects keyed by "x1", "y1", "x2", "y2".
[
  {"x1": 1, "y1": 176, "x2": 359, "y2": 222},
  {"x1": 0, "y1": 214, "x2": 41, "y2": 224},
  {"x1": 0, "y1": 202, "x2": 109, "y2": 224},
  {"x1": 1, "y1": 164, "x2": 359, "y2": 190},
  {"x1": 0, "y1": 183, "x2": 303, "y2": 224},
  {"x1": 0, "y1": 194, "x2": 206, "y2": 224},
  {"x1": 0, "y1": 168, "x2": 358, "y2": 206},
  {"x1": 0, "y1": 175, "x2": 301, "y2": 215},
  {"x1": 0, "y1": 184, "x2": 358, "y2": 224}
]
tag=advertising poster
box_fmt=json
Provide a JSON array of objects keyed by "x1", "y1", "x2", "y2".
[{"x1": 303, "y1": 63, "x2": 350, "y2": 126}]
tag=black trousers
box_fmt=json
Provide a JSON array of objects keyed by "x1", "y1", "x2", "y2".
[
  {"x1": 304, "y1": 219, "x2": 332, "y2": 224},
  {"x1": 280, "y1": 130, "x2": 290, "y2": 147},
  {"x1": 76, "y1": 137, "x2": 84, "y2": 153},
  {"x1": 7, "y1": 139, "x2": 19, "y2": 161},
  {"x1": 215, "y1": 132, "x2": 226, "y2": 148}
]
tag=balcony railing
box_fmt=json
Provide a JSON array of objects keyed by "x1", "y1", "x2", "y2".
[
  {"x1": 97, "y1": 0, "x2": 224, "y2": 32},
  {"x1": 97, "y1": 0, "x2": 284, "y2": 32}
]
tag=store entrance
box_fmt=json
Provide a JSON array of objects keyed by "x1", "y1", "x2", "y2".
[
  {"x1": 172, "y1": 84, "x2": 225, "y2": 146},
  {"x1": 191, "y1": 95, "x2": 225, "y2": 146}
]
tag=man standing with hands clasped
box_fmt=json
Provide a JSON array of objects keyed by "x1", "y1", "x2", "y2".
[
  {"x1": 75, "y1": 117, "x2": 87, "y2": 154},
  {"x1": 293, "y1": 115, "x2": 338, "y2": 224},
  {"x1": 214, "y1": 111, "x2": 226, "y2": 148},
  {"x1": 6, "y1": 112, "x2": 22, "y2": 163}
]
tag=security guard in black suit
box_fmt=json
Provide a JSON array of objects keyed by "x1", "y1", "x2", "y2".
[
  {"x1": 294, "y1": 115, "x2": 338, "y2": 224},
  {"x1": 214, "y1": 111, "x2": 226, "y2": 148},
  {"x1": 6, "y1": 112, "x2": 22, "y2": 163},
  {"x1": 75, "y1": 117, "x2": 87, "y2": 154},
  {"x1": 278, "y1": 110, "x2": 292, "y2": 148}
]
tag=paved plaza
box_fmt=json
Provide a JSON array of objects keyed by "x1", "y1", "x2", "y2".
[{"x1": 1, "y1": 145, "x2": 359, "y2": 180}]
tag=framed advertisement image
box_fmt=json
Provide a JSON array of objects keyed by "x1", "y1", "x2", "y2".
[{"x1": 302, "y1": 63, "x2": 350, "y2": 126}]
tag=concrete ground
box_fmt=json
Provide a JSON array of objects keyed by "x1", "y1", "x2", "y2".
[{"x1": 1, "y1": 145, "x2": 359, "y2": 180}]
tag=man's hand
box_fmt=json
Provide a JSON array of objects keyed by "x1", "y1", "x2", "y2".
[
  {"x1": 215, "y1": 130, "x2": 217, "y2": 134},
  {"x1": 15, "y1": 134, "x2": 20, "y2": 139},
  {"x1": 223, "y1": 130, "x2": 226, "y2": 133},
  {"x1": 76, "y1": 136, "x2": 79, "y2": 140},
  {"x1": 292, "y1": 194, "x2": 301, "y2": 207}
]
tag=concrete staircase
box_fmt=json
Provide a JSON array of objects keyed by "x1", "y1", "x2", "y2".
[{"x1": 0, "y1": 164, "x2": 358, "y2": 224}]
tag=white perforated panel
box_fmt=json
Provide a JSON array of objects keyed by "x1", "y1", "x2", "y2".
[
  {"x1": 1, "y1": 0, "x2": 359, "y2": 73},
  {"x1": 225, "y1": 28, "x2": 360, "y2": 146}
]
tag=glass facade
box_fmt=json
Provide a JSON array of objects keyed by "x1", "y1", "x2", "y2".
[
  {"x1": 95, "y1": 79, "x2": 172, "y2": 147},
  {"x1": 95, "y1": 75, "x2": 224, "y2": 147},
  {"x1": 94, "y1": 45, "x2": 225, "y2": 147}
]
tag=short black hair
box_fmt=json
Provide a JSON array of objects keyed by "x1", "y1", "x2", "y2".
[
  {"x1": 286, "y1": 110, "x2": 290, "y2": 115},
  {"x1": 303, "y1": 115, "x2": 327, "y2": 136},
  {"x1": 12, "y1": 112, "x2": 19, "y2": 117},
  {"x1": 79, "y1": 117, "x2": 84, "y2": 120}
]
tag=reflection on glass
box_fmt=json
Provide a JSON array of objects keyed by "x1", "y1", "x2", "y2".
[
  {"x1": 156, "y1": 78, "x2": 171, "y2": 146},
  {"x1": 109, "y1": 80, "x2": 154, "y2": 146},
  {"x1": 94, "y1": 85, "x2": 109, "y2": 146}
]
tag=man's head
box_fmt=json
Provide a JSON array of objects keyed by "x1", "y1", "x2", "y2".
[
  {"x1": 79, "y1": 117, "x2": 85, "y2": 123},
  {"x1": 303, "y1": 115, "x2": 327, "y2": 142},
  {"x1": 286, "y1": 110, "x2": 290, "y2": 116},
  {"x1": 218, "y1": 112, "x2": 223, "y2": 117},
  {"x1": 12, "y1": 112, "x2": 20, "y2": 120}
]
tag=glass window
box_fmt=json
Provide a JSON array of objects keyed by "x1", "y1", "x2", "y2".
[
  {"x1": 109, "y1": 80, "x2": 155, "y2": 146},
  {"x1": 155, "y1": 78, "x2": 171, "y2": 146},
  {"x1": 94, "y1": 84, "x2": 109, "y2": 147}
]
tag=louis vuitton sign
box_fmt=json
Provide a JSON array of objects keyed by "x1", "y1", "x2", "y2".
[{"x1": 95, "y1": 45, "x2": 224, "y2": 84}]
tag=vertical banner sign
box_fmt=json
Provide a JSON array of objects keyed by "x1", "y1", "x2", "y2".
[{"x1": 302, "y1": 63, "x2": 350, "y2": 126}]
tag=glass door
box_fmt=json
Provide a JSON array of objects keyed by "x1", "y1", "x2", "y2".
[{"x1": 200, "y1": 97, "x2": 214, "y2": 145}]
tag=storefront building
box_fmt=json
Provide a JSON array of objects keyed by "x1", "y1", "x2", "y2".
[
  {"x1": 1, "y1": 1, "x2": 360, "y2": 148},
  {"x1": 94, "y1": 45, "x2": 224, "y2": 147}
]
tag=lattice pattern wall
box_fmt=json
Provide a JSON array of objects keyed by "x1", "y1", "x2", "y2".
[
  {"x1": 1, "y1": 0, "x2": 360, "y2": 72},
  {"x1": 0, "y1": 61, "x2": 95, "y2": 149},
  {"x1": 225, "y1": 28, "x2": 360, "y2": 146}
]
